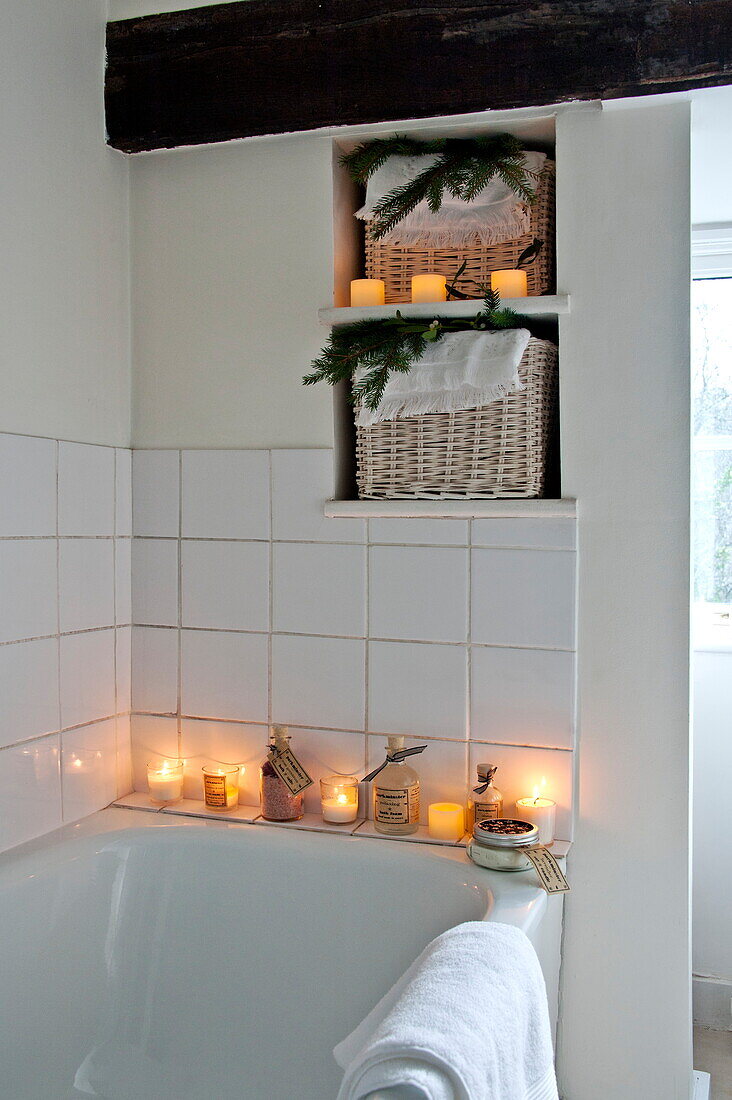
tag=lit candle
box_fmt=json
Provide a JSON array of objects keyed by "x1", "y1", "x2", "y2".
[
  {"x1": 147, "y1": 759, "x2": 184, "y2": 804},
  {"x1": 490, "y1": 269, "x2": 528, "y2": 299},
  {"x1": 411, "y1": 274, "x2": 447, "y2": 303},
  {"x1": 515, "y1": 785, "x2": 556, "y2": 846},
  {"x1": 428, "y1": 802, "x2": 465, "y2": 842},
  {"x1": 202, "y1": 764, "x2": 239, "y2": 811},
  {"x1": 320, "y1": 775, "x2": 359, "y2": 824},
  {"x1": 350, "y1": 279, "x2": 385, "y2": 307}
]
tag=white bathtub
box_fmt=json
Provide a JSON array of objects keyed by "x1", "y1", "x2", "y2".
[{"x1": 0, "y1": 807, "x2": 563, "y2": 1099}]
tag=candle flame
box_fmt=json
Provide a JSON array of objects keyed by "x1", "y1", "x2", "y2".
[
  {"x1": 532, "y1": 785, "x2": 540, "y2": 805},
  {"x1": 337, "y1": 793, "x2": 348, "y2": 805},
  {"x1": 73, "y1": 757, "x2": 82, "y2": 769}
]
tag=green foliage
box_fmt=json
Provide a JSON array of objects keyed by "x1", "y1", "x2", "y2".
[
  {"x1": 303, "y1": 294, "x2": 525, "y2": 412},
  {"x1": 341, "y1": 134, "x2": 537, "y2": 240}
]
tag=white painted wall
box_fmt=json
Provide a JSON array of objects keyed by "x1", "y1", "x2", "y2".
[
  {"x1": 130, "y1": 138, "x2": 333, "y2": 448},
  {"x1": 691, "y1": 87, "x2": 732, "y2": 225},
  {"x1": 110, "y1": 0, "x2": 240, "y2": 17},
  {"x1": 692, "y1": 648, "x2": 732, "y2": 1028},
  {"x1": 1, "y1": 0, "x2": 130, "y2": 446},
  {"x1": 556, "y1": 100, "x2": 691, "y2": 1099}
]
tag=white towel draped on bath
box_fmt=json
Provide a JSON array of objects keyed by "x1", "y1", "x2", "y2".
[
  {"x1": 334, "y1": 921, "x2": 559, "y2": 1100},
  {"x1": 355, "y1": 151, "x2": 546, "y2": 248},
  {"x1": 355, "y1": 328, "x2": 530, "y2": 427}
]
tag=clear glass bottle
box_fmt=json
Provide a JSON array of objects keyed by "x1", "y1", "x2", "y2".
[
  {"x1": 467, "y1": 763, "x2": 503, "y2": 830},
  {"x1": 373, "y1": 736, "x2": 421, "y2": 836},
  {"x1": 260, "y1": 727, "x2": 304, "y2": 822}
]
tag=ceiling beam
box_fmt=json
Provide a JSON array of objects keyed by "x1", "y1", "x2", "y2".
[{"x1": 105, "y1": 0, "x2": 732, "y2": 153}]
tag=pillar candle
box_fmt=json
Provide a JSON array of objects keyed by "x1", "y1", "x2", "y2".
[
  {"x1": 515, "y1": 794, "x2": 556, "y2": 845},
  {"x1": 428, "y1": 802, "x2": 465, "y2": 841},
  {"x1": 490, "y1": 269, "x2": 528, "y2": 298},
  {"x1": 350, "y1": 279, "x2": 385, "y2": 307},
  {"x1": 411, "y1": 274, "x2": 447, "y2": 303}
]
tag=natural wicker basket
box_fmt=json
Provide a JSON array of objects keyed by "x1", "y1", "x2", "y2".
[
  {"x1": 364, "y1": 161, "x2": 555, "y2": 304},
  {"x1": 355, "y1": 337, "x2": 558, "y2": 499}
]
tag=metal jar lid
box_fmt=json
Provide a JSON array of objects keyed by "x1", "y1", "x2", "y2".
[{"x1": 473, "y1": 818, "x2": 538, "y2": 848}]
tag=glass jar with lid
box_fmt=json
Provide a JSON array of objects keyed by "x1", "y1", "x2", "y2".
[{"x1": 466, "y1": 818, "x2": 539, "y2": 872}]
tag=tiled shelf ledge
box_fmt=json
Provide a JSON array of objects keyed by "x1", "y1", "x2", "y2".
[
  {"x1": 319, "y1": 296, "x2": 570, "y2": 327},
  {"x1": 325, "y1": 498, "x2": 577, "y2": 520},
  {"x1": 113, "y1": 794, "x2": 570, "y2": 856}
]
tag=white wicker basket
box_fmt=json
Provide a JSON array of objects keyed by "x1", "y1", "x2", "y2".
[{"x1": 355, "y1": 337, "x2": 558, "y2": 499}]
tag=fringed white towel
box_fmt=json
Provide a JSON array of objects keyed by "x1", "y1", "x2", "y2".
[
  {"x1": 355, "y1": 329, "x2": 530, "y2": 427},
  {"x1": 334, "y1": 922, "x2": 559, "y2": 1100},
  {"x1": 355, "y1": 151, "x2": 546, "y2": 248}
]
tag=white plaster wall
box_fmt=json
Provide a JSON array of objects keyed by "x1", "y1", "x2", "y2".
[
  {"x1": 692, "y1": 648, "x2": 732, "y2": 1025},
  {"x1": 130, "y1": 138, "x2": 333, "y2": 448},
  {"x1": 691, "y1": 87, "x2": 732, "y2": 225},
  {"x1": 1, "y1": 0, "x2": 130, "y2": 446},
  {"x1": 556, "y1": 101, "x2": 691, "y2": 1098}
]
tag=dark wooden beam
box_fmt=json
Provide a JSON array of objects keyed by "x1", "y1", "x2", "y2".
[{"x1": 106, "y1": 0, "x2": 732, "y2": 152}]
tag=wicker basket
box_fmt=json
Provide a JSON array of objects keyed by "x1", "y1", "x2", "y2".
[
  {"x1": 355, "y1": 338, "x2": 558, "y2": 499},
  {"x1": 364, "y1": 162, "x2": 555, "y2": 304}
]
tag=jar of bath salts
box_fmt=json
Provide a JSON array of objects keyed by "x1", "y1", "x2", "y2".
[
  {"x1": 259, "y1": 727, "x2": 305, "y2": 822},
  {"x1": 466, "y1": 818, "x2": 539, "y2": 872}
]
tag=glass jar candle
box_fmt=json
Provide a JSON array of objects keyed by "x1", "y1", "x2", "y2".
[
  {"x1": 466, "y1": 818, "x2": 539, "y2": 872},
  {"x1": 320, "y1": 775, "x2": 359, "y2": 824},
  {"x1": 202, "y1": 764, "x2": 239, "y2": 811},
  {"x1": 147, "y1": 759, "x2": 184, "y2": 804}
]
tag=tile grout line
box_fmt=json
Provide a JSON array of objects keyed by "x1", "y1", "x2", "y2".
[
  {"x1": 54, "y1": 438, "x2": 65, "y2": 819},
  {"x1": 176, "y1": 450, "x2": 183, "y2": 760}
]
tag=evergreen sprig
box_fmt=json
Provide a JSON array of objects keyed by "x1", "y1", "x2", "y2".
[
  {"x1": 303, "y1": 293, "x2": 525, "y2": 412},
  {"x1": 341, "y1": 134, "x2": 537, "y2": 240}
]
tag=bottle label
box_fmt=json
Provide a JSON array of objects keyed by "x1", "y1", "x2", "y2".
[
  {"x1": 268, "y1": 747, "x2": 313, "y2": 796},
  {"x1": 203, "y1": 773, "x2": 227, "y2": 808},
  {"x1": 374, "y1": 784, "x2": 420, "y2": 825},
  {"x1": 474, "y1": 799, "x2": 502, "y2": 820},
  {"x1": 523, "y1": 846, "x2": 570, "y2": 894}
]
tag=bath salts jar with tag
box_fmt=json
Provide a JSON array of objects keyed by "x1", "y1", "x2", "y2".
[
  {"x1": 260, "y1": 728, "x2": 305, "y2": 822},
  {"x1": 467, "y1": 818, "x2": 539, "y2": 872}
]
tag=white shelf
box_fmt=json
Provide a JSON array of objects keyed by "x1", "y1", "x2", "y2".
[
  {"x1": 325, "y1": 499, "x2": 576, "y2": 520},
  {"x1": 319, "y1": 295, "x2": 569, "y2": 327}
]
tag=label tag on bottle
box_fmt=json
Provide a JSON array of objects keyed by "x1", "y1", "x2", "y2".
[
  {"x1": 203, "y1": 773, "x2": 228, "y2": 808},
  {"x1": 268, "y1": 747, "x2": 314, "y2": 796},
  {"x1": 374, "y1": 785, "x2": 420, "y2": 825},
  {"x1": 523, "y1": 846, "x2": 570, "y2": 894}
]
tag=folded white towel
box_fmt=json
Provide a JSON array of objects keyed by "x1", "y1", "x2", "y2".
[
  {"x1": 355, "y1": 329, "x2": 530, "y2": 427},
  {"x1": 334, "y1": 921, "x2": 558, "y2": 1100},
  {"x1": 355, "y1": 152, "x2": 546, "y2": 248}
]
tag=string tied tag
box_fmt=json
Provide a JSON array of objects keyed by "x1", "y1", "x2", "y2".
[{"x1": 363, "y1": 744, "x2": 427, "y2": 784}]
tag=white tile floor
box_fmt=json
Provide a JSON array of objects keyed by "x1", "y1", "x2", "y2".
[{"x1": 695, "y1": 1028, "x2": 732, "y2": 1099}]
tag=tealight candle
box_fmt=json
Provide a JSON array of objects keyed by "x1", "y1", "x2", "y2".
[
  {"x1": 411, "y1": 273, "x2": 447, "y2": 303},
  {"x1": 428, "y1": 802, "x2": 465, "y2": 842},
  {"x1": 147, "y1": 759, "x2": 184, "y2": 804},
  {"x1": 351, "y1": 279, "x2": 385, "y2": 307},
  {"x1": 320, "y1": 775, "x2": 359, "y2": 824},
  {"x1": 490, "y1": 269, "x2": 528, "y2": 298},
  {"x1": 515, "y1": 789, "x2": 556, "y2": 846},
  {"x1": 202, "y1": 764, "x2": 239, "y2": 811}
]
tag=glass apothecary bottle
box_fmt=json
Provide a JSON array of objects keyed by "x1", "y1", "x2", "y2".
[
  {"x1": 467, "y1": 763, "x2": 503, "y2": 830},
  {"x1": 260, "y1": 726, "x2": 305, "y2": 822},
  {"x1": 372, "y1": 736, "x2": 422, "y2": 836}
]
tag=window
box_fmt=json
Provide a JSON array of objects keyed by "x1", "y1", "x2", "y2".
[{"x1": 692, "y1": 272, "x2": 732, "y2": 646}]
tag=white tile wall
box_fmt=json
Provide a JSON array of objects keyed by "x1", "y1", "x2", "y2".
[
  {"x1": 0, "y1": 432, "x2": 133, "y2": 855},
  {"x1": 0, "y1": 440, "x2": 579, "y2": 850},
  {"x1": 127, "y1": 449, "x2": 579, "y2": 841}
]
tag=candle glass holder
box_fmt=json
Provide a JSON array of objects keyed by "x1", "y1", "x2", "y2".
[
  {"x1": 147, "y1": 759, "x2": 184, "y2": 805},
  {"x1": 320, "y1": 775, "x2": 359, "y2": 824},
  {"x1": 202, "y1": 764, "x2": 240, "y2": 811},
  {"x1": 515, "y1": 797, "x2": 556, "y2": 846}
]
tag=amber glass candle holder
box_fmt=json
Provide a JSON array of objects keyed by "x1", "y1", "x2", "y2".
[{"x1": 202, "y1": 764, "x2": 239, "y2": 811}]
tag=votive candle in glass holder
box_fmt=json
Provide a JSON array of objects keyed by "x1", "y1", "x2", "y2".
[
  {"x1": 411, "y1": 273, "x2": 447, "y2": 303},
  {"x1": 490, "y1": 269, "x2": 528, "y2": 298},
  {"x1": 147, "y1": 759, "x2": 184, "y2": 805},
  {"x1": 320, "y1": 775, "x2": 359, "y2": 824},
  {"x1": 350, "y1": 279, "x2": 385, "y2": 307},
  {"x1": 515, "y1": 792, "x2": 556, "y2": 846},
  {"x1": 202, "y1": 764, "x2": 240, "y2": 811},
  {"x1": 428, "y1": 802, "x2": 465, "y2": 841}
]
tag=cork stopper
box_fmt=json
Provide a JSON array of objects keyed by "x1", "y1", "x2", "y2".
[
  {"x1": 477, "y1": 763, "x2": 498, "y2": 783},
  {"x1": 271, "y1": 725, "x2": 290, "y2": 753},
  {"x1": 387, "y1": 736, "x2": 406, "y2": 754}
]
